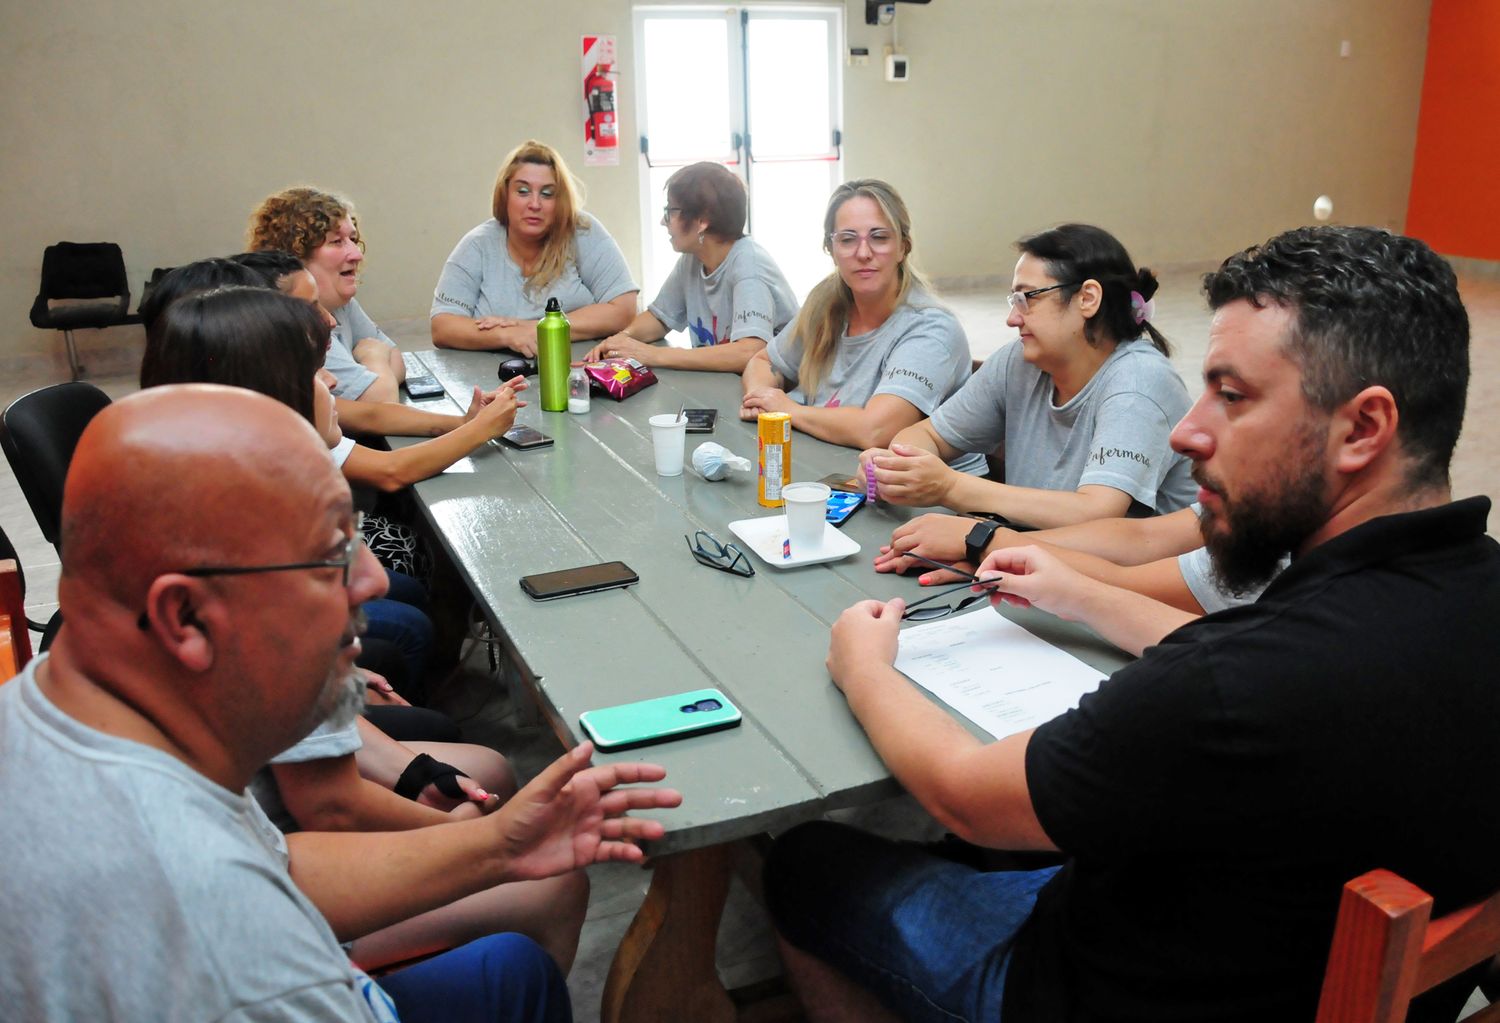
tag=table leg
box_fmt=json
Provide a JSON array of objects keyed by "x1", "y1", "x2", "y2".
[{"x1": 601, "y1": 844, "x2": 736, "y2": 1023}]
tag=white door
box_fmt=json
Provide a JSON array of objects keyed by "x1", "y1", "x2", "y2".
[{"x1": 634, "y1": 5, "x2": 843, "y2": 315}]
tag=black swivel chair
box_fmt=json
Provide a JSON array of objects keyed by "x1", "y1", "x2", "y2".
[
  {"x1": 28, "y1": 242, "x2": 142, "y2": 380},
  {"x1": 0, "y1": 382, "x2": 113, "y2": 553}
]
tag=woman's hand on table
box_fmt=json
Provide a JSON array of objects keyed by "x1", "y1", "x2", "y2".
[
  {"x1": 475, "y1": 318, "x2": 538, "y2": 356},
  {"x1": 874, "y1": 513, "x2": 982, "y2": 583},
  {"x1": 739, "y1": 386, "x2": 794, "y2": 420},
  {"x1": 584, "y1": 332, "x2": 657, "y2": 364}
]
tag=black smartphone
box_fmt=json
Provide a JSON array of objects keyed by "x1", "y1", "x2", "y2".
[
  {"x1": 500, "y1": 425, "x2": 553, "y2": 449},
  {"x1": 404, "y1": 374, "x2": 446, "y2": 400},
  {"x1": 818, "y1": 472, "x2": 864, "y2": 494},
  {"x1": 683, "y1": 408, "x2": 717, "y2": 433},
  {"x1": 521, "y1": 561, "x2": 639, "y2": 601},
  {"x1": 826, "y1": 490, "x2": 865, "y2": 527}
]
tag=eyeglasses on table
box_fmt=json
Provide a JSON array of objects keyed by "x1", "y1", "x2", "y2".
[{"x1": 685, "y1": 530, "x2": 754, "y2": 577}]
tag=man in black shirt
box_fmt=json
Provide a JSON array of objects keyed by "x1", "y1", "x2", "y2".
[{"x1": 764, "y1": 226, "x2": 1499, "y2": 1022}]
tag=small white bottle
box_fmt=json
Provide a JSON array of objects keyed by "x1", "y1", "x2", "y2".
[{"x1": 567, "y1": 362, "x2": 591, "y2": 414}]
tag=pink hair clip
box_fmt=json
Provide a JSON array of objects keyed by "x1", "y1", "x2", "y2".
[{"x1": 1129, "y1": 290, "x2": 1155, "y2": 325}]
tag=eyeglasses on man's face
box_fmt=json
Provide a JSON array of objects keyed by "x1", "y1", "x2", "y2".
[
  {"x1": 1006, "y1": 282, "x2": 1075, "y2": 315},
  {"x1": 137, "y1": 513, "x2": 366, "y2": 630},
  {"x1": 685, "y1": 530, "x2": 754, "y2": 577},
  {"x1": 829, "y1": 229, "x2": 897, "y2": 256}
]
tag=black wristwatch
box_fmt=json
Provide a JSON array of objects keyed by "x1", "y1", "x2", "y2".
[{"x1": 965, "y1": 518, "x2": 1002, "y2": 566}]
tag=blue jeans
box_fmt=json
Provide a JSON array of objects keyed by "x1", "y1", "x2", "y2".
[
  {"x1": 363, "y1": 570, "x2": 434, "y2": 701},
  {"x1": 764, "y1": 821, "x2": 1058, "y2": 1023},
  {"x1": 377, "y1": 933, "x2": 571, "y2": 1023}
]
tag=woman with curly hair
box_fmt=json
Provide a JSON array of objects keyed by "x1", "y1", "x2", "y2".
[
  {"x1": 247, "y1": 186, "x2": 404, "y2": 402},
  {"x1": 430, "y1": 140, "x2": 638, "y2": 354}
]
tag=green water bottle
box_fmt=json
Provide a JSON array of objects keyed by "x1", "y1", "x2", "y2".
[{"x1": 536, "y1": 297, "x2": 570, "y2": 412}]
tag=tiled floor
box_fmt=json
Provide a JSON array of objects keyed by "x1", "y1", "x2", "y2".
[{"x1": 3, "y1": 265, "x2": 1496, "y2": 1021}]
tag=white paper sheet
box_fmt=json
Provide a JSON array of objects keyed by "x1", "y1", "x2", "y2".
[{"x1": 893, "y1": 609, "x2": 1108, "y2": 740}]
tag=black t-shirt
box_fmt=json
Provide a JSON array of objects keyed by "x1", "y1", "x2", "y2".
[{"x1": 1002, "y1": 498, "x2": 1500, "y2": 1023}]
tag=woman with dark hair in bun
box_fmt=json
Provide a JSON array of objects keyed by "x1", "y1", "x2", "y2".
[{"x1": 862, "y1": 223, "x2": 1195, "y2": 531}]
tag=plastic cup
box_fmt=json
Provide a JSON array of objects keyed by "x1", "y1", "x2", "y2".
[
  {"x1": 782, "y1": 481, "x2": 831, "y2": 553},
  {"x1": 649, "y1": 413, "x2": 688, "y2": 476}
]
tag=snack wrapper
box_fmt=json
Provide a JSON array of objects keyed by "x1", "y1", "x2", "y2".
[
  {"x1": 585, "y1": 358, "x2": 657, "y2": 401},
  {"x1": 692, "y1": 442, "x2": 752, "y2": 481}
]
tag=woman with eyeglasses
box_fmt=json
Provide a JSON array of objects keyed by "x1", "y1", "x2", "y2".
[
  {"x1": 583, "y1": 161, "x2": 798, "y2": 373},
  {"x1": 863, "y1": 223, "x2": 1196, "y2": 537},
  {"x1": 738, "y1": 179, "x2": 982, "y2": 458},
  {"x1": 430, "y1": 139, "x2": 639, "y2": 354}
]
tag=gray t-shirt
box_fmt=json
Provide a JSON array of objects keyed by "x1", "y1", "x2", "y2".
[
  {"x1": 929, "y1": 337, "x2": 1196, "y2": 514},
  {"x1": 648, "y1": 237, "x2": 797, "y2": 347},
  {"x1": 327, "y1": 298, "x2": 397, "y2": 400},
  {"x1": 430, "y1": 213, "x2": 638, "y2": 321},
  {"x1": 765, "y1": 288, "x2": 986, "y2": 472},
  {"x1": 250, "y1": 715, "x2": 364, "y2": 834},
  {"x1": 0, "y1": 659, "x2": 395, "y2": 1022}
]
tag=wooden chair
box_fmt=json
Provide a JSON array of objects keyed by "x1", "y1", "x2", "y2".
[
  {"x1": 1, "y1": 559, "x2": 31, "y2": 682},
  {"x1": 1316, "y1": 868, "x2": 1500, "y2": 1022}
]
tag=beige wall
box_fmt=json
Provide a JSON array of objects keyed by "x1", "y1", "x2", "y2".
[{"x1": 1, "y1": 0, "x2": 1429, "y2": 375}]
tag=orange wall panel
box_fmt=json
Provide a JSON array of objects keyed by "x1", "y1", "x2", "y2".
[{"x1": 1406, "y1": 0, "x2": 1500, "y2": 260}]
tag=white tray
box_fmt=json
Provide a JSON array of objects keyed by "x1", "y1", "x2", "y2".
[{"x1": 727, "y1": 515, "x2": 861, "y2": 569}]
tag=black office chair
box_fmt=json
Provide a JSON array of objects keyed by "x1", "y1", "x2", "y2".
[
  {"x1": 0, "y1": 382, "x2": 113, "y2": 552},
  {"x1": 29, "y1": 242, "x2": 142, "y2": 380},
  {"x1": 0, "y1": 521, "x2": 61, "y2": 655}
]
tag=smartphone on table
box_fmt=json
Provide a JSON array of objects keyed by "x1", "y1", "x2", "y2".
[
  {"x1": 825, "y1": 490, "x2": 865, "y2": 527},
  {"x1": 579, "y1": 688, "x2": 742, "y2": 751},
  {"x1": 818, "y1": 472, "x2": 864, "y2": 494},
  {"x1": 404, "y1": 375, "x2": 446, "y2": 400},
  {"x1": 500, "y1": 425, "x2": 553, "y2": 450},
  {"x1": 683, "y1": 408, "x2": 717, "y2": 433},
  {"x1": 520, "y1": 561, "x2": 638, "y2": 600}
]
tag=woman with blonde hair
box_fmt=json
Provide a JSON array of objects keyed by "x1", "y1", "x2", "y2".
[
  {"x1": 740, "y1": 179, "x2": 981, "y2": 458},
  {"x1": 431, "y1": 139, "x2": 638, "y2": 354},
  {"x1": 585, "y1": 161, "x2": 797, "y2": 373},
  {"x1": 247, "y1": 186, "x2": 405, "y2": 403}
]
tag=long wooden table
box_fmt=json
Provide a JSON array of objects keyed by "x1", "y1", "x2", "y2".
[{"x1": 397, "y1": 346, "x2": 1130, "y2": 1021}]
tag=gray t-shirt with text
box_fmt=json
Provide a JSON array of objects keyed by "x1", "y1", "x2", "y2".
[
  {"x1": 431, "y1": 213, "x2": 638, "y2": 321},
  {"x1": 0, "y1": 659, "x2": 395, "y2": 1022},
  {"x1": 930, "y1": 337, "x2": 1196, "y2": 514},
  {"x1": 648, "y1": 237, "x2": 798, "y2": 347},
  {"x1": 765, "y1": 289, "x2": 986, "y2": 473}
]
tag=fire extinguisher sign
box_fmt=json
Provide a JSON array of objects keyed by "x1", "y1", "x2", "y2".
[{"x1": 582, "y1": 35, "x2": 619, "y2": 167}]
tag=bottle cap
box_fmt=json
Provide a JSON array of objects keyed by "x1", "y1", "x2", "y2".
[
  {"x1": 545, "y1": 297, "x2": 562, "y2": 313},
  {"x1": 570, "y1": 361, "x2": 585, "y2": 368}
]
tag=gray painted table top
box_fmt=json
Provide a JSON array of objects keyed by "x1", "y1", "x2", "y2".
[{"x1": 397, "y1": 345, "x2": 1130, "y2": 854}]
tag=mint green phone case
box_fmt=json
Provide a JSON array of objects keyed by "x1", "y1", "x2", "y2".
[{"x1": 578, "y1": 688, "x2": 742, "y2": 751}]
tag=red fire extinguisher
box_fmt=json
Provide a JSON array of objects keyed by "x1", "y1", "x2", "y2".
[{"x1": 585, "y1": 63, "x2": 618, "y2": 150}]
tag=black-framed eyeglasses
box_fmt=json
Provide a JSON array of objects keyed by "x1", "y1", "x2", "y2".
[
  {"x1": 896, "y1": 552, "x2": 1005, "y2": 622},
  {"x1": 1007, "y1": 282, "x2": 1075, "y2": 315},
  {"x1": 685, "y1": 530, "x2": 754, "y2": 577},
  {"x1": 137, "y1": 513, "x2": 366, "y2": 630},
  {"x1": 662, "y1": 205, "x2": 683, "y2": 222}
]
